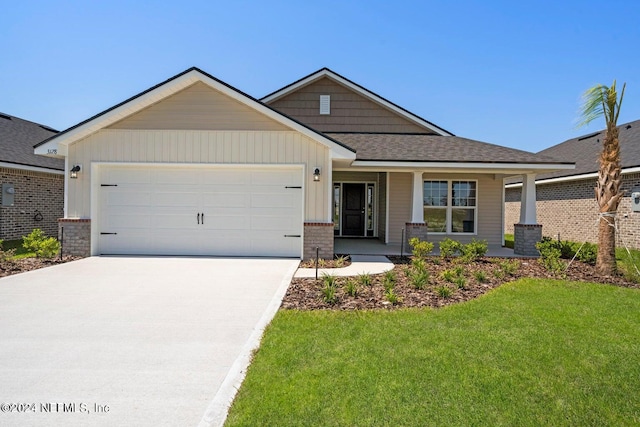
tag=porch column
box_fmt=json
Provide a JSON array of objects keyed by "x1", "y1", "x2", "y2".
[
  {"x1": 514, "y1": 173, "x2": 542, "y2": 256},
  {"x1": 519, "y1": 173, "x2": 537, "y2": 224},
  {"x1": 406, "y1": 171, "x2": 428, "y2": 247},
  {"x1": 411, "y1": 171, "x2": 424, "y2": 223}
]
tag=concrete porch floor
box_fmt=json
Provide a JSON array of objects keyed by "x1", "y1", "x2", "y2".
[{"x1": 334, "y1": 238, "x2": 532, "y2": 258}]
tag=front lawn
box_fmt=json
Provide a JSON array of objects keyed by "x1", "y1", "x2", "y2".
[{"x1": 226, "y1": 279, "x2": 640, "y2": 426}]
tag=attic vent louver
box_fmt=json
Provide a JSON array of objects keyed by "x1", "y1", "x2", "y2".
[{"x1": 319, "y1": 95, "x2": 330, "y2": 115}]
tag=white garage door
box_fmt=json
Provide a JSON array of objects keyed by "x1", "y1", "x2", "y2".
[{"x1": 98, "y1": 165, "x2": 303, "y2": 257}]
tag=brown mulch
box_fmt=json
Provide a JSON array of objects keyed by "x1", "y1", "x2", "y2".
[
  {"x1": 299, "y1": 254, "x2": 352, "y2": 269},
  {"x1": 282, "y1": 256, "x2": 640, "y2": 311},
  {"x1": 0, "y1": 256, "x2": 81, "y2": 278}
]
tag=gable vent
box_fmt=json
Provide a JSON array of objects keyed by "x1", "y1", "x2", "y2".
[{"x1": 319, "y1": 95, "x2": 330, "y2": 115}]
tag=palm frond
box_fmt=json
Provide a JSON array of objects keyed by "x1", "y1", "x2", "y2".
[{"x1": 576, "y1": 84, "x2": 606, "y2": 128}]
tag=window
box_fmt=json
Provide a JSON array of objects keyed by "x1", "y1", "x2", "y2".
[{"x1": 423, "y1": 180, "x2": 476, "y2": 234}]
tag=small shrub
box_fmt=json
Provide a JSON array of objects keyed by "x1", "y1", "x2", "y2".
[
  {"x1": 409, "y1": 237, "x2": 434, "y2": 259},
  {"x1": 409, "y1": 269, "x2": 430, "y2": 289},
  {"x1": 322, "y1": 273, "x2": 337, "y2": 287},
  {"x1": 318, "y1": 258, "x2": 327, "y2": 268},
  {"x1": 453, "y1": 276, "x2": 467, "y2": 289},
  {"x1": 441, "y1": 269, "x2": 457, "y2": 283},
  {"x1": 334, "y1": 255, "x2": 349, "y2": 268},
  {"x1": 460, "y1": 239, "x2": 488, "y2": 262},
  {"x1": 358, "y1": 273, "x2": 372, "y2": 286},
  {"x1": 439, "y1": 238, "x2": 462, "y2": 258},
  {"x1": 576, "y1": 242, "x2": 597, "y2": 265},
  {"x1": 492, "y1": 269, "x2": 506, "y2": 279},
  {"x1": 435, "y1": 285, "x2": 453, "y2": 298},
  {"x1": 22, "y1": 229, "x2": 60, "y2": 259},
  {"x1": 453, "y1": 265, "x2": 465, "y2": 277},
  {"x1": 384, "y1": 288, "x2": 401, "y2": 305},
  {"x1": 344, "y1": 279, "x2": 359, "y2": 297},
  {"x1": 498, "y1": 259, "x2": 519, "y2": 276},
  {"x1": 411, "y1": 257, "x2": 427, "y2": 273},
  {"x1": 474, "y1": 270, "x2": 487, "y2": 282},
  {"x1": 384, "y1": 270, "x2": 397, "y2": 284},
  {"x1": 536, "y1": 237, "x2": 564, "y2": 274},
  {"x1": 321, "y1": 283, "x2": 338, "y2": 305}
]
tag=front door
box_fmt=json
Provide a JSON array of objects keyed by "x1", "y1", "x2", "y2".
[{"x1": 342, "y1": 183, "x2": 365, "y2": 236}]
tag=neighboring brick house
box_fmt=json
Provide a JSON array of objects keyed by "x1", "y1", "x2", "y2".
[
  {"x1": 505, "y1": 119, "x2": 640, "y2": 249},
  {"x1": 0, "y1": 113, "x2": 64, "y2": 240}
]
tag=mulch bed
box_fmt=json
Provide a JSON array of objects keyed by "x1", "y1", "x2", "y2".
[
  {"x1": 0, "y1": 256, "x2": 81, "y2": 278},
  {"x1": 282, "y1": 256, "x2": 640, "y2": 311},
  {"x1": 299, "y1": 254, "x2": 352, "y2": 269}
]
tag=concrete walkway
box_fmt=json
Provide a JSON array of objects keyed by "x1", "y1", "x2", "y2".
[
  {"x1": 294, "y1": 255, "x2": 394, "y2": 278},
  {"x1": 0, "y1": 257, "x2": 298, "y2": 427}
]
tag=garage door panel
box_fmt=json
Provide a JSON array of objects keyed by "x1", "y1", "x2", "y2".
[
  {"x1": 99, "y1": 166, "x2": 302, "y2": 257},
  {"x1": 201, "y1": 193, "x2": 249, "y2": 208},
  {"x1": 251, "y1": 193, "x2": 298, "y2": 208}
]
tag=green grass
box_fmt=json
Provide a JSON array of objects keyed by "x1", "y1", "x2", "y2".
[
  {"x1": 226, "y1": 280, "x2": 640, "y2": 426},
  {"x1": 1, "y1": 239, "x2": 35, "y2": 259},
  {"x1": 504, "y1": 233, "x2": 514, "y2": 249},
  {"x1": 617, "y1": 246, "x2": 640, "y2": 282}
]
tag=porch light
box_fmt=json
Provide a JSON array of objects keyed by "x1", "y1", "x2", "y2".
[
  {"x1": 70, "y1": 165, "x2": 82, "y2": 179},
  {"x1": 313, "y1": 167, "x2": 321, "y2": 182}
]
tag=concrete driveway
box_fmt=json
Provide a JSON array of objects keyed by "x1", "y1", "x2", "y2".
[{"x1": 0, "y1": 256, "x2": 298, "y2": 427}]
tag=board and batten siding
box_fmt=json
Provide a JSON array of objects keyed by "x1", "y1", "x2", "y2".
[
  {"x1": 109, "y1": 82, "x2": 288, "y2": 132},
  {"x1": 267, "y1": 77, "x2": 430, "y2": 133},
  {"x1": 66, "y1": 129, "x2": 329, "y2": 221},
  {"x1": 387, "y1": 172, "x2": 503, "y2": 247}
]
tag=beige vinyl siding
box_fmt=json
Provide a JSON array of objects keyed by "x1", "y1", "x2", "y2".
[
  {"x1": 67, "y1": 129, "x2": 329, "y2": 221},
  {"x1": 378, "y1": 172, "x2": 387, "y2": 242},
  {"x1": 387, "y1": 172, "x2": 503, "y2": 247},
  {"x1": 109, "y1": 82, "x2": 288, "y2": 131},
  {"x1": 387, "y1": 172, "x2": 412, "y2": 244},
  {"x1": 267, "y1": 77, "x2": 431, "y2": 133}
]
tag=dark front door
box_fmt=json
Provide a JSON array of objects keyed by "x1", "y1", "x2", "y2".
[{"x1": 342, "y1": 183, "x2": 365, "y2": 236}]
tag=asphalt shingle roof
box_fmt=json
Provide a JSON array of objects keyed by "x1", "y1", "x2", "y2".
[
  {"x1": 0, "y1": 113, "x2": 63, "y2": 171},
  {"x1": 534, "y1": 119, "x2": 640, "y2": 180},
  {"x1": 326, "y1": 133, "x2": 569, "y2": 164}
]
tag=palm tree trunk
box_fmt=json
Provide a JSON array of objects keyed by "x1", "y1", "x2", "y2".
[{"x1": 595, "y1": 125, "x2": 622, "y2": 276}]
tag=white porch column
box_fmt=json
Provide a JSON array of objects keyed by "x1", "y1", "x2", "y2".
[
  {"x1": 519, "y1": 173, "x2": 537, "y2": 224},
  {"x1": 411, "y1": 171, "x2": 424, "y2": 223}
]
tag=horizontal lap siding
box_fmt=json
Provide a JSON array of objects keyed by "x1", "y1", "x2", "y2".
[
  {"x1": 67, "y1": 130, "x2": 329, "y2": 221},
  {"x1": 267, "y1": 77, "x2": 429, "y2": 133},
  {"x1": 388, "y1": 172, "x2": 503, "y2": 247}
]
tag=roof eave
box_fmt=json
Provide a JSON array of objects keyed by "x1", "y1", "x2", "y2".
[{"x1": 345, "y1": 160, "x2": 575, "y2": 175}]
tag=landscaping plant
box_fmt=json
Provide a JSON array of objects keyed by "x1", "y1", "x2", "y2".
[{"x1": 22, "y1": 229, "x2": 60, "y2": 259}]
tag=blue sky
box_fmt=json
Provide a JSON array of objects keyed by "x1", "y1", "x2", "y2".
[{"x1": 2, "y1": 0, "x2": 639, "y2": 152}]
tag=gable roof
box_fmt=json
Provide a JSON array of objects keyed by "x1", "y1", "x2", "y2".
[
  {"x1": 34, "y1": 67, "x2": 356, "y2": 160},
  {"x1": 261, "y1": 68, "x2": 454, "y2": 136},
  {"x1": 534, "y1": 119, "x2": 640, "y2": 181},
  {"x1": 328, "y1": 133, "x2": 574, "y2": 174},
  {"x1": 0, "y1": 113, "x2": 63, "y2": 171}
]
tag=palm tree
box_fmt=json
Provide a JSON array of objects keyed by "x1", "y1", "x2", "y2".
[{"x1": 577, "y1": 80, "x2": 626, "y2": 275}]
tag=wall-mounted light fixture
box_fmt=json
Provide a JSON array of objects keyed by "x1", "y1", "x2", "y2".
[
  {"x1": 70, "y1": 165, "x2": 82, "y2": 179},
  {"x1": 313, "y1": 167, "x2": 321, "y2": 182}
]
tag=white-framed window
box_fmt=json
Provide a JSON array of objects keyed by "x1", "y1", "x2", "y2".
[{"x1": 423, "y1": 180, "x2": 477, "y2": 234}]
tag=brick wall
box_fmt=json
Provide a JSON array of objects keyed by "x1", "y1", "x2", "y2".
[
  {"x1": 0, "y1": 168, "x2": 64, "y2": 240},
  {"x1": 303, "y1": 222, "x2": 334, "y2": 260},
  {"x1": 58, "y1": 219, "x2": 91, "y2": 257},
  {"x1": 505, "y1": 173, "x2": 640, "y2": 249}
]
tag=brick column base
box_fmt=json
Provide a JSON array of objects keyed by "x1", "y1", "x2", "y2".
[
  {"x1": 58, "y1": 219, "x2": 91, "y2": 257},
  {"x1": 405, "y1": 223, "x2": 428, "y2": 249},
  {"x1": 514, "y1": 223, "x2": 542, "y2": 256},
  {"x1": 303, "y1": 222, "x2": 334, "y2": 260}
]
